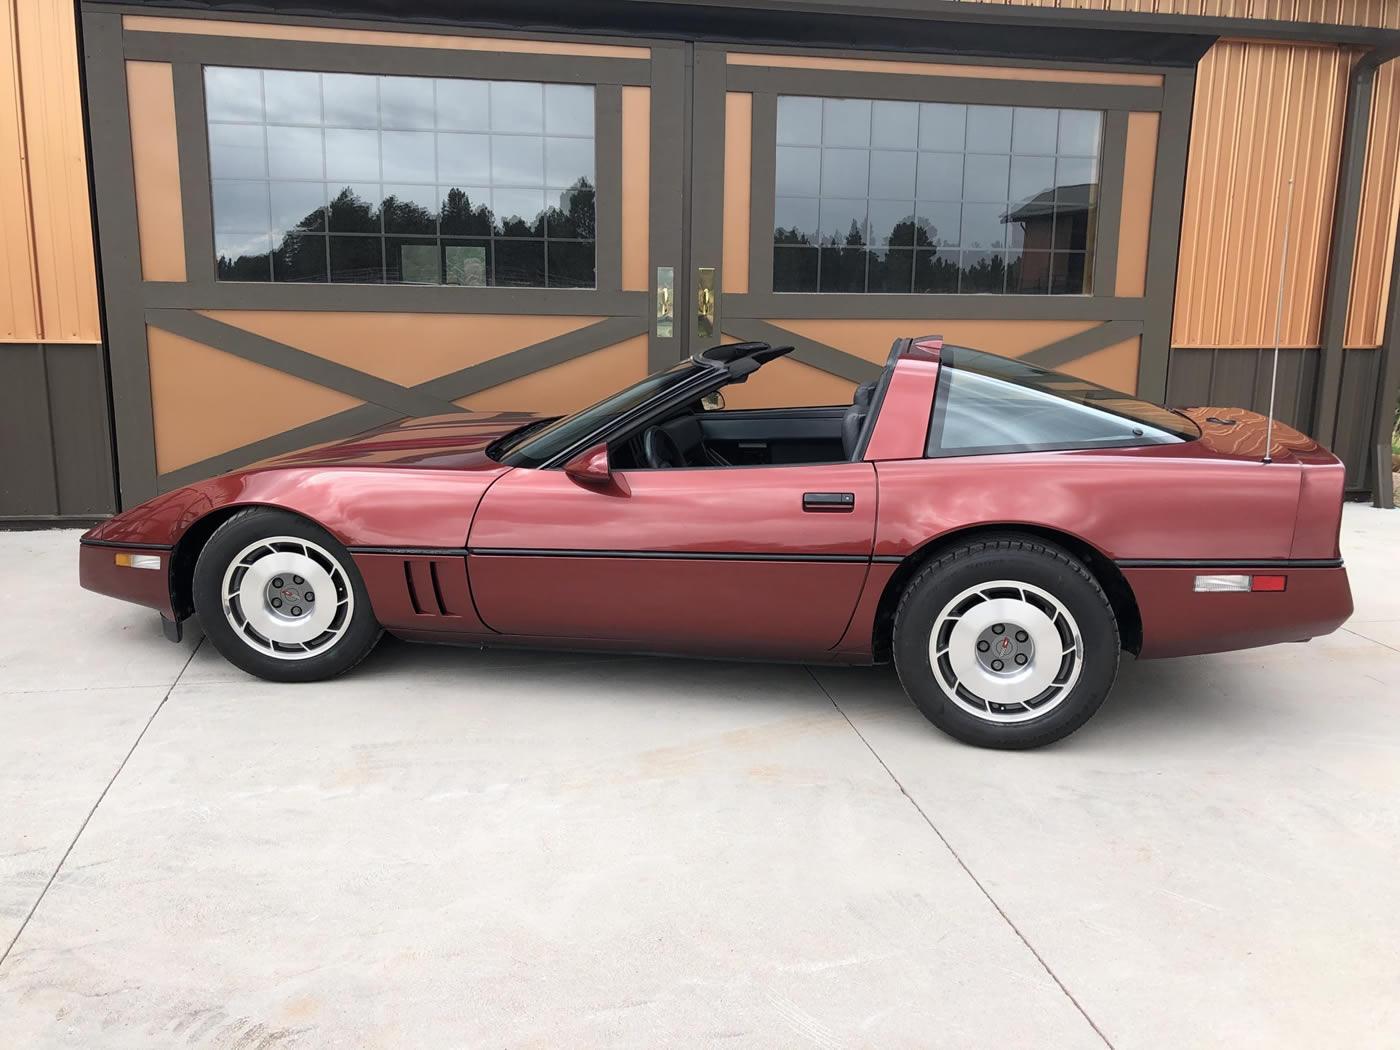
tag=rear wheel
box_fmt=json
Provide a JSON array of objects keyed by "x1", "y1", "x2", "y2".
[
  {"x1": 892, "y1": 536, "x2": 1119, "y2": 749},
  {"x1": 192, "y1": 508, "x2": 382, "y2": 682}
]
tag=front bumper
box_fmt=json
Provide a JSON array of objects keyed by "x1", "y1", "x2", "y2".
[
  {"x1": 78, "y1": 540, "x2": 176, "y2": 621},
  {"x1": 1124, "y1": 565, "x2": 1353, "y2": 659}
]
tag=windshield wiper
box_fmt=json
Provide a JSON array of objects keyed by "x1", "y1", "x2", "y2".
[{"x1": 487, "y1": 416, "x2": 560, "y2": 460}]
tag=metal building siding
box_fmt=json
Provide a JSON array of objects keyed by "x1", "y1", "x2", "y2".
[
  {"x1": 1, "y1": 0, "x2": 40, "y2": 342},
  {"x1": 0, "y1": 0, "x2": 99, "y2": 345},
  {"x1": 1172, "y1": 40, "x2": 1354, "y2": 349},
  {"x1": 960, "y1": 0, "x2": 1393, "y2": 24},
  {"x1": 1345, "y1": 57, "x2": 1400, "y2": 348}
]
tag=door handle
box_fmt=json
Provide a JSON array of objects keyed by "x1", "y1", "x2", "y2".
[
  {"x1": 696, "y1": 266, "x2": 715, "y2": 339},
  {"x1": 803, "y1": 492, "x2": 855, "y2": 512}
]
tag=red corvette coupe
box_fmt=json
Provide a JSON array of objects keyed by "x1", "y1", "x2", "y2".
[{"x1": 80, "y1": 337, "x2": 1352, "y2": 748}]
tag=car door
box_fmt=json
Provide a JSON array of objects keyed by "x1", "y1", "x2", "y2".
[{"x1": 467, "y1": 462, "x2": 877, "y2": 654}]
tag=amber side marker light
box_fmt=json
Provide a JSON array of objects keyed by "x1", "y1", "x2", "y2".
[
  {"x1": 114, "y1": 552, "x2": 161, "y2": 570},
  {"x1": 1194, "y1": 574, "x2": 1287, "y2": 593}
]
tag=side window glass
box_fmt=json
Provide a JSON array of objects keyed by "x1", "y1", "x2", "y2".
[{"x1": 926, "y1": 359, "x2": 1187, "y2": 457}]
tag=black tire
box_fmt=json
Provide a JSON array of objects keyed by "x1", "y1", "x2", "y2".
[
  {"x1": 892, "y1": 535, "x2": 1119, "y2": 750},
  {"x1": 192, "y1": 508, "x2": 382, "y2": 682}
]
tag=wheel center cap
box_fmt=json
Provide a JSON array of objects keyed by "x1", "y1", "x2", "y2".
[{"x1": 974, "y1": 622, "x2": 1035, "y2": 674}]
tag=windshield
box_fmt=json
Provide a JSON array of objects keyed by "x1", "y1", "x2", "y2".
[
  {"x1": 491, "y1": 360, "x2": 705, "y2": 467},
  {"x1": 928, "y1": 346, "x2": 1200, "y2": 457}
]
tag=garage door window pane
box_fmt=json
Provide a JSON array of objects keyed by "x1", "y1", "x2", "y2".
[
  {"x1": 205, "y1": 67, "x2": 595, "y2": 288},
  {"x1": 775, "y1": 96, "x2": 1101, "y2": 295}
]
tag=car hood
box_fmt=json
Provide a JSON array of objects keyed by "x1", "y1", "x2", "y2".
[{"x1": 252, "y1": 410, "x2": 547, "y2": 471}]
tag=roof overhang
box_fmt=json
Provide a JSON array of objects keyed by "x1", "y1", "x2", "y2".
[{"x1": 102, "y1": 0, "x2": 1400, "y2": 69}]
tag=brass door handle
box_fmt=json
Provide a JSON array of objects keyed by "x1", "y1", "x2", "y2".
[
  {"x1": 696, "y1": 266, "x2": 715, "y2": 339},
  {"x1": 656, "y1": 266, "x2": 674, "y2": 338}
]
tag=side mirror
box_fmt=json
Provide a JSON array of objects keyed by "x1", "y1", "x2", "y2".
[
  {"x1": 562, "y1": 442, "x2": 612, "y2": 486},
  {"x1": 701, "y1": 391, "x2": 726, "y2": 411}
]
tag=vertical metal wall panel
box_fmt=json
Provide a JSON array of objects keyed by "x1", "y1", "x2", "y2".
[
  {"x1": 0, "y1": 342, "x2": 114, "y2": 520},
  {"x1": 17, "y1": 0, "x2": 100, "y2": 342},
  {"x1": 963, "y1": 0, "x2": 1395, "y2": 26},
  {"x1": 1345, "y1": 57, "x2": 1400, "y2": 348},
  {"x1": 1173, "y1": 39, "x2": 1354, "y2": 349},
  {"x1": 1165, "y1": 347, "x2": 1319, "y2": 434},
  {"x1": 1, "y1": 0, "x2": 40, "y2": 342},
  {"x1": 0, "y1": 344, "x2": 57, "y2": 513},
  {"x1": 1332, "y1": 347, "x2": 1381, "y2": 486}
]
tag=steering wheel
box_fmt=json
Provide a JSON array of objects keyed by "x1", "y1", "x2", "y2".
[{"x1": 642, "y1": 426, "x2": 684, "y2": 469}]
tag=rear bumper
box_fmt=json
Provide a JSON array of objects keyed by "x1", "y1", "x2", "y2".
[
  {"x1": 79, "y1": 540, "x2": 176, "y2": 620},
  {"x1": 1124, "y1": 565, "x2": 1352, "y2": 659}
]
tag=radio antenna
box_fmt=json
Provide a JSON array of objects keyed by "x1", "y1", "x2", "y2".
[{"x1": 1263, "y1": 177, "x2": 1295, "y2": 465}]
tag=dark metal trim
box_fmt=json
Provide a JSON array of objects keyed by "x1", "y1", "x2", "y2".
[
  {"x1": 726, "y1": 64, "x2": 1163, "y2": 111},
  {"x1": 468, "y1": 547, "x2": 872, "y2": 561},
  {"x1": 80, "y1": 537, "x2": 174, "y2": 550},
  {"x1": 121, "y1": 32, "x2": 653, "y2": 85},
  {"x1": 726, "y1": 292, "x2": 1147, "y2": 321},
  {"x1": 1116, "y1": 557, "x2": 1344, "y2": 569},
  {"x1": 690, "y1": 47, "x2": 727, "y2": 346},
  {"x1": 1094, "y1": 110, "x2": 1128, "y2": 299},
  {"x1": 1315, "y1": 44, "x2": 1400, "y2": 451},
  {"x1": 1136, "y1": 66, "x2": 1195, "y2": 402},
  {"x1": 872, "y1": 554, "x2": 904, "y2": 563},
  {"x1": 171, "y1": 62, "x2": 216, "y2": 286},
  {"x1": 140, "y1": 282, "x2": 650, "y2": 314},
  {"x1": 1021, "y1": 319, "x2": 1144, "y2": 370},
  {"x1": 1372, "y1": 189, "x2": 1400, "y2": 509},
  {"x1": 747, "y1": 90, "x2": 777, "y2": 303},
  {"x1": 82, "y1": 8, "x2": 161, "y2": 507},
  {"x1": 648, "y1": 43, "x2": 687, "y2": 370},
  {"x1": 595, "y1": 84, "x2": 624, "y2": 294}
]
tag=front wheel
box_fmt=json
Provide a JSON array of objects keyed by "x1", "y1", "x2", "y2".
[
  {"x1": 892, "y1": 536, "x2": 1119, "y2": 749},
  {"x1": 192, "y1": 508, "x2": 382, "y2": 682}
]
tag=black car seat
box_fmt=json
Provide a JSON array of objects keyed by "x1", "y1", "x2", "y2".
[{"x1": 841, "y1": 381, "x2": 877, "y2": 460}]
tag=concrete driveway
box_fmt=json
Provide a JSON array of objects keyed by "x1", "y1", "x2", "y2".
[{"x1": 2, "y1": 505, "x2": 1398, "y2": 1049}]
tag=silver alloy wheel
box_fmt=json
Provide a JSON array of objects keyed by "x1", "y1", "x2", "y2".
[
  {"x1": 220, "y1": 536, "x2": 354, "y2": 660},
  {"x1": 928, "y1": 579, "x2": 1083, "y2": 724}
]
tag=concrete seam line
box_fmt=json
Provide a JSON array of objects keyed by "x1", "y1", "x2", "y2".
[
  {"x1": 1340, "y1": 626, "x2": 1400, "y2": 657},
  {"x1": 0, "y1": 638, "x2": 204, "y2": 971},
  {"x1": 803, "y1": 666, "x2": 1119, "y2": 1050}
]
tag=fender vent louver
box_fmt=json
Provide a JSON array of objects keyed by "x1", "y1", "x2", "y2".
[{"x1": 403, "y1": 559, "x2": 453, "y2": 616}]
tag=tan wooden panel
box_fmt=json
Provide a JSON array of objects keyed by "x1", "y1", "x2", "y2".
[
  {"x1": 722, "y1": 92, "x2": 752, "y2": 295},
  {"x1": 767, "y1": 318, "x2": 1103, "y2": 362},
  {"x1": 1117, "y1": 111, "x2": 1158, "y2": 299},
  {"x1": 122, "y1": 15, "x2": 649, "y2": 58},
  {"x1": 1345, "y1": 57, "x2": 1400, "y2": 348},
  {"x1": 147, "y1": 326, "x2": 361, "y2": 474},
  {"x1": 16, "y1": 0, "x2": 99, "y2": 341},
  {"x1": 455, "y1": 334, "x2": 647, "y2": 414},
  {"x1": 126, "y1": 61, "x2": 186, "y2": 284},
  {"x1": 1172, "y1": 40, "x2": 1353, "y2": 349},
  {"x1": 1057, "y1": 337, "x2": 1141, "y2": 395},
  {"x1": 200, "y1": 311, "x2": 606, "y2": 386},
  {"x1": 0, "y1": 0, "x2": 39, "y2": 341},
  {"x1": 727, "y1": 51, "x2": 1162, "y2": 87},
  {"x1": 621, "y1": 87, "x2": 651, "y2": 293}
]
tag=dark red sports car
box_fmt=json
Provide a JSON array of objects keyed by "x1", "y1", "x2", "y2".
[{"x1": 80, "y1": 337, "x2": 1352, "y2": 748}]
